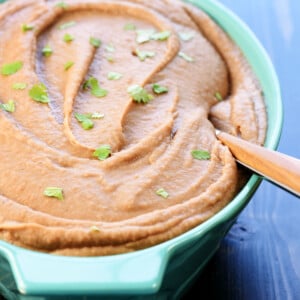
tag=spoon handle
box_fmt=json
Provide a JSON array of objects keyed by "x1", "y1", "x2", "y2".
[{"x1": 216, "y1": 131, "x2": 300, "y2": 197}]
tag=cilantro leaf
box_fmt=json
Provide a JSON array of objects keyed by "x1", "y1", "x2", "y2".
[
  {"x1": 83, "y1": 77, "x2": 108, "y2": 98},
  {"x1": 93, "y1": 145, "x2": 111, "y2": 161},
  {"x1": 151, "y1": 31, "x2": 171, "y2": 41},
  {"x1": 179, "y1": 31, "x2": 195, "y2": 41},
  {"x1": 107, "y1": 72, "x2": 122, "y2": 80},
  {"x1": 58, "y1": 21, "x2": 76, "y2": 30},
  {"x1": 0, "y1": 100, "x2": 15, "y2": 113},
  {"x1": 191, "y1": 150, "x2": 211, "y2": 160},
  {"x1": 74, "y1": 112, "x2": 94, "y2": 130},
  {"x1": 105, "y1": 44, "x2": 115, "y2": 53},
  {"x1": 152, "y1": 83, "x2": 168, "y2": 94},
  {"x1": 29, "y1": 83, "x2": 49, "y2": 103},
  {"x1": 1, "y1": 61, "x2": 23, "y2": 76},
  {"x1": 12, "y1": 82, "x2": 27, "y2": 90},
  {"x1": 156, "y1": 188, "x2": 169, "y2": 199},
  {"x1": 63, "y1": 33, "x2": 74, "y2": 43},
  {"x1": 64, "y1": 61, "x2": 74, "y2": 70},
  {"x1": 44, "y1": 187, "x2": 64, "y2": 200},
  {"x1": 55, "y1": 1, "x2": 68, "y2": 9},
  {"x1": 42, "y1": 45, "x2": 53, "y2": 57},
  {"x1": 127, "y1": 84, "x2": 154, "y2": 104},
  {"x1": 22, "y1": 24, "x2": 34, "y2": 32},
  {"x1": 178, "y1": 52, "x2": 194, "y2": 62},
  {"x1": 136, "y1": 29, "x2": 155, "y2": 44},
  {"x1": 215, "y1": 92, "x2": 223, "y2": 101},
  {"x1": 135, "y1": 49, "x2": 156, "y2": 61},
  {"x1": 90, "y1": 37, "x2": 101, "y2": 48},
  {"x1": 124, "y1": 23, "x2": 136, "y2": 30}
]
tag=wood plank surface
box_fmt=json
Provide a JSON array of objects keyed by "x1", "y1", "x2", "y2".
[{"x1": 183, "y1": 0, "x2": 300, "y2": 299}]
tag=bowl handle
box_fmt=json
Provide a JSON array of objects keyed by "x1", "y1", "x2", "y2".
[{"x1": 0, "y1": 242, "x2": 169, "y2": 296}]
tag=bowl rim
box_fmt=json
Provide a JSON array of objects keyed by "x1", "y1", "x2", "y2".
[{"x1": 0, "y1": 0, "x2": 283, "y2": 296}]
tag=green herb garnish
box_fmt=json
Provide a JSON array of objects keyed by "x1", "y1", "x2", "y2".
[
  {"x1": 58, "y1": 21, "x2": 76, "y2": 30},
  {"x1": 107, "y1": 72, "x2": 123, "y2": 80},
  {"x1": 44, "y1": 187, "x2": 64, "y2": 200},
  {"x1": 83, "y1": 77, "x2": 108, "y2": 98},
  {"x1": 191, "y1": 150, "x2": 211, "y2": 160},
  {"x1": 156, "y1": 188, "x2": 169, "y2": 199},
  {"x1": 178, "y1": 52, "x2": 194, "y2": 62},
  {"x1": 215, "y1": 92, "x2": 223, "y2": 101},
  {"x1": 29, "y1": 83, "x2": 49, "y2": 103},
  {"x1": 0, "y1": 100, "x2": 15, "y2": 113},
  {"x1": 136, "y1": 29, "x2": 171, "y2": 44},
  {"x1": 74, "y1": 112, "x2": 94, "y2": 130},
  {"x1": 55, "y1": 1, "x2": 68, "y2": 9},
  {"x1": 135, "y1": 49, "x2": 156, "y2": 61},
  {"x1": 127, "y1": 84, "x2": 154, "y2": 104},
  {"x1": 42, "y1": 45, "x2": 53, "y2": 57},
  {"x1": 124, "y1": 23, "x2": 136, "y2": 30},
  {"x1": 136, "y1": 29, "x2": 155, "y2": 44},
  {"x1": 90, "y1": 37, "x2": 101, "y2": 48},
  {"x1": 179, "y1": 32, "x2": 195, "y2": 41},
  {"x1": 151, "y1": 31, "x2": 171, "y2": 41},
  {"x1": 63, "y1": 33, "x2": 74, "y2": 43},
  {"x1": 1, "y1": 61, "x2": 23, "y2": 76},
  {"x1": 152, "y1": 83, "x2": 168, "y2": 94},
  {"x1": 105, "y1": 44, "x2": 115, "y2": 53},
  {"x1": 93, "y1": 145, "x2": 111, "y2": 161},
  {"x1": 106, "y1": 56, "x2": 114, "y2": 63},
  {"x1": 12, "y1": 82, "x2": 27, "y2": 90},
  {"x1": 64, "y1": 61, "x2": 74, "y2": 70},
  {"x1": 22, "y1": 24, "x2": 34, "y2": 32}
]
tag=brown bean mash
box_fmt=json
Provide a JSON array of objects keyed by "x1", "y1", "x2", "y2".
[{"x1": 0, "y1": 0, "x2": 266, "y2": 256}]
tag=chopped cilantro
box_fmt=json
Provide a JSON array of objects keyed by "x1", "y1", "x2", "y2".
[
  {"x1": 191, "y1": 150, "x2": 211, "y2": 160},
  {"x1": 136, "y1": 29, "x2": 171, "y2": 44},
  {"x1": 44, "y1": 187, "x2": 64, "y2": 200},
  {"x1": 22, "y1": 24, "x2": 34, "y2": 32},
  {"x1": 156, "y1": 188, "x2": 169, "y2": 199},
  {"x1": 83, "y1": 77, "x2": 108, "y2": 98},
  {"x1": 74, "y1": 112, "x2": 94, "y2": 130},
  {"x1": 124, "y1": 23, "x2": 136, "y2": 30},
  {"x1": 63, "y1": 33, "x2": 74, "y2": 43},
  {"x1": 58, "y1": 21, "x2": 76, "y2": 30},
  {"x1": 152, "y1": 83, "x2": 168, "y2": 94},
  {"x1": 93, "y1": 145, "x2": 111, "y2": 161},
  {"x1": 135, "y1": 49, "x2": 156, "y2": 61},
  {"x1": 12, "y1": 82, "x2": 27, "y2": 90},
  {"x1": 179, "y1": 32, "x2": 195, "y2": 41},
  {"x1": 29, "y1": 83, "x2": 49, "y2": 103},
  {"x1": 64, "y1": 61, "x2": 74, "y2": 70},
  {"x1": 0, "y1": 100, "x2": 15, "y2": 113},
  {"x1": 178, "y1": 51, "x2": 194, "y2": 62},
  {"x1": 151, "y1": 31, "x2": 171, "y2": 41},
  {"x1": 1, "y1": 61, "x2": 23, "y2": 76},
  {"x1": 107, "y1": 72, "x2": 123, "y2": 80},
  {"x1": 42, "y1": 45, "x2": 53, "y2": 57},
  {"x1": 90, "y1": 37, "x2": 101, "y2": 48},
  {"x1": 215, "y1": 92, "x2": 223, "y2": 101},
  {"x1": 127, "y1": 84, "x2": 154, "y2": 104},
  {"x1": 105, "y1": 44, "x2": 115, "y2": 53},
  {"x1": 55, "y1": 1, "x2": 68, "y2": 9},
  {"x1": 136, "y1": 29, "x2": 155, "y2": 44},
  {"x1": 91, "y1": 112, "x2": 104, "y2": 119}
]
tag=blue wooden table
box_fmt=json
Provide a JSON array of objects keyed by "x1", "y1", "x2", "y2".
[{"x1": 184, "y1": 0, "x2": 300, "y2": 299}]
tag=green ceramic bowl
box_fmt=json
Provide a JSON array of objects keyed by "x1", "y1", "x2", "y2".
[{"x1": 0, "y1": 0, "x2": 282, "y2": 299}]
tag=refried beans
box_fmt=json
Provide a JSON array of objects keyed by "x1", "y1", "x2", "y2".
[{"x1": 0, "y1": 0, "x2": 267, "y2": 256}]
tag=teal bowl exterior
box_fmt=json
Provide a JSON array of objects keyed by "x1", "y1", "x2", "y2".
[{"x1": 0, "y1": 0, "x2": 283, "y2": 299}]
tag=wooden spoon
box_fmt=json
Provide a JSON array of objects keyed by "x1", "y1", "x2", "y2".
[{"x1": 216, "y1": 130, "x2": 300, "y2": 197}]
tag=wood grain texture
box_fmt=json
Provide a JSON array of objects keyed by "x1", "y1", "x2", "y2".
[
  {"x1": 217, "y1": 131, "x2": 300, "y2": 197},
  {"x1": 183, "y1": 0, "x2": 300, "y2": 299}
]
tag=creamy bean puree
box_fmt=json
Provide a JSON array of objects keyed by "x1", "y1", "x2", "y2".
[{"x1": 0, "y1": 0, "x2": 266, "y2": 256}]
